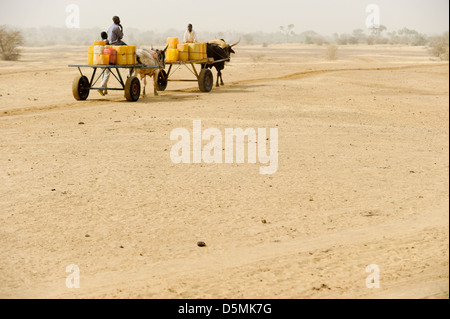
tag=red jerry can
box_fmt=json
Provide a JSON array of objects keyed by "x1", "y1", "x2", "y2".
[{"x1": 103, "y1": 48, "x2": 117, "y2": 65}]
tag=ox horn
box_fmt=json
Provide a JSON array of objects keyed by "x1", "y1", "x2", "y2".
[{"x1": 231, "y1": 40, "x2": 240, "y2": 48}]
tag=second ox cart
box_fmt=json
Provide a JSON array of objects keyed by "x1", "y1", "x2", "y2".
[{"x1": 158, "y1": 57, "x2": 231, "y2": 93}]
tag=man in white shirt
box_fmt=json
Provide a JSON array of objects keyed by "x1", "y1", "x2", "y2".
[{"x1": 184, "y1": 24, "x2": 198, "y2": 43}]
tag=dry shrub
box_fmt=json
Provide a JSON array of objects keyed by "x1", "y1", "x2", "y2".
[
  {"x1": 325, "y1": 45, "x2": 338, "y2": 60},
  {"x1": 0, "y1": 26, "x2": 24, "y2": 61},
  {"x1": 429, "y1": 32, "x2": 449, "y2": 61},
  {"x1": 430, "y1": 39, "x2": 449, "y2": 61},
  {"x1": 440, "y1": 50, "x2": 449, "y2": 61}
]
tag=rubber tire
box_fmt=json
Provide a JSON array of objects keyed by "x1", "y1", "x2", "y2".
[
  {"x1": 125, "y1": 76, "x2": 141, "y2": 102},
  {"x1": 198, "y1": 69, "x2": 213, "y2": 93},
  {"x1": 72, "y1": 76, "x2": 90, "y2": 101},
  {"x1": 157, "y1": 70, "x2": 168, "y2": 91}
]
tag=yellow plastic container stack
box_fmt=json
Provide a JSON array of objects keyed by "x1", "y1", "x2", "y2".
[
  {"x1": 94, "y1": 54, "x2": 110, "y2": 65},
  {"x1": 188, "y1": 43, "x2": 202, "y2": 61},
  {"x1": 127, "y1": 45, "x2": 136, "y2": 65},
  {"x1": 200, "y1": 43, "x2": 207, "y2": 59},
  {"x1": 94, "y1": 45, "x2": 105, "y2": 55},
  {"x1": 94, "y1": 40, "x2": 107, "y2": 46},
  {"x1": 114, "y1": 46, "x2": 128, "y2": 65},
  {"x1": 167, "y1": 37, "x2": 179, "y2": 49},
  {"x1": 126, "y1": 46, "x2": 137, "y2": 65},
  {"x1": 177, "y1": 43, "x2": 189, "y2": 61},
  {"x1": 88, "y1": 46, "x2": 94, "y2": 65},
  {"x1": 103, "y1": 55, "x2": 110, "y2": 65},
  {"x1": 166, "y1": 48, "x2": 179, "y2": 62}
]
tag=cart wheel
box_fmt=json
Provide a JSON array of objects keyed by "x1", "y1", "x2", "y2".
[
  {"x1": 125, "y1": 76, "x2": 141, "y2": 102},
  {"x1": 157, "y1": 70, "x2": 168, "y2": 91},
  {"x1": 198, "y1": 69, "x2": 213, "y2": 93},
  {"x1": 72, "y1": 75, "x2": 90, "y2": 101}
]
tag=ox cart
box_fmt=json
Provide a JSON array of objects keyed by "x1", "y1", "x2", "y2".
[
  {"x1": 69, "y1": 64, "x2": 163, "y2": 102},
  {"x1": 160, "y1": 57, "x2": 230, "y2": 93}
]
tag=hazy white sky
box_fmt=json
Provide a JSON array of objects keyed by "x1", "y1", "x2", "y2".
[{"x1": 0, "y1": 0, "x2": 448, "y2": 35}]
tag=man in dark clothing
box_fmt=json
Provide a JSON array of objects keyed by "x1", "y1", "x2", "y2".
[{"x1": 101, "y1": 32, "x2": 110, "y2": 45}]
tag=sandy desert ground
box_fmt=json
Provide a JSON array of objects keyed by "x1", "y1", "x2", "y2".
[{"x1": 0, "y1": 44, "x2": 448, "y2": 299}]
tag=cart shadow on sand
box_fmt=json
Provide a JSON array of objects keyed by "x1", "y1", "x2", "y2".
[
  {"x1": 119, "y1": 92, "x2": 198, "y2": 104},
  {"x1": 120, "y1": 82, "x2": 266, "y2": 105},
  {"x1": 161, "y1": 83, "x2": 266, "y2": 95},
  {"x1": 79, "y1": 83, "x2": 263, "y2": 104}
]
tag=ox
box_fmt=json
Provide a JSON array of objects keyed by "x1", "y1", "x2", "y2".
[
  {"x1": 135, "y1": 47, "x2": 167, "y2": 97},
  {"x1": 205, "y1": 39, "x2": 240, "y2": 87}
]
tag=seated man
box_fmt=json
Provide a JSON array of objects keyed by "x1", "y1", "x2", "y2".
[
  {"x1": 107, "y1": 16, "x2": 127, "y2": 46},
  {"x1": 184, "y1": 24, "x2": 198, "y2": 43}
]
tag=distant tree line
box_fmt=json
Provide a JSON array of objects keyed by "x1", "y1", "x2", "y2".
[
  {"x1": 333, "y1": 26, "x2": 431, "y2": 46},
  {"x1": 1, "y1": 25, "x2": 448, "y2": 61},
  {"x1": 232, "y1": 25, "x2": 448, "y2": 60}
]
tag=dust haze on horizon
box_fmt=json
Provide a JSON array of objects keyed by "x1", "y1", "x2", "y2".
[{"x1": 0, "y1": 0, "x2": 449, "y2": 35}]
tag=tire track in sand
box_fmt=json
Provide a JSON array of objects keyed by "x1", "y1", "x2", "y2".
[
  {"x1": 1, "y1": 64, "x2": 447, "y2": 118},
  {"x1": 0, "y1": 99, "x2": 122, "y2": 119},
  {"x1": 174, "y1": 63, "x2": 448, "y2": 93}
]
